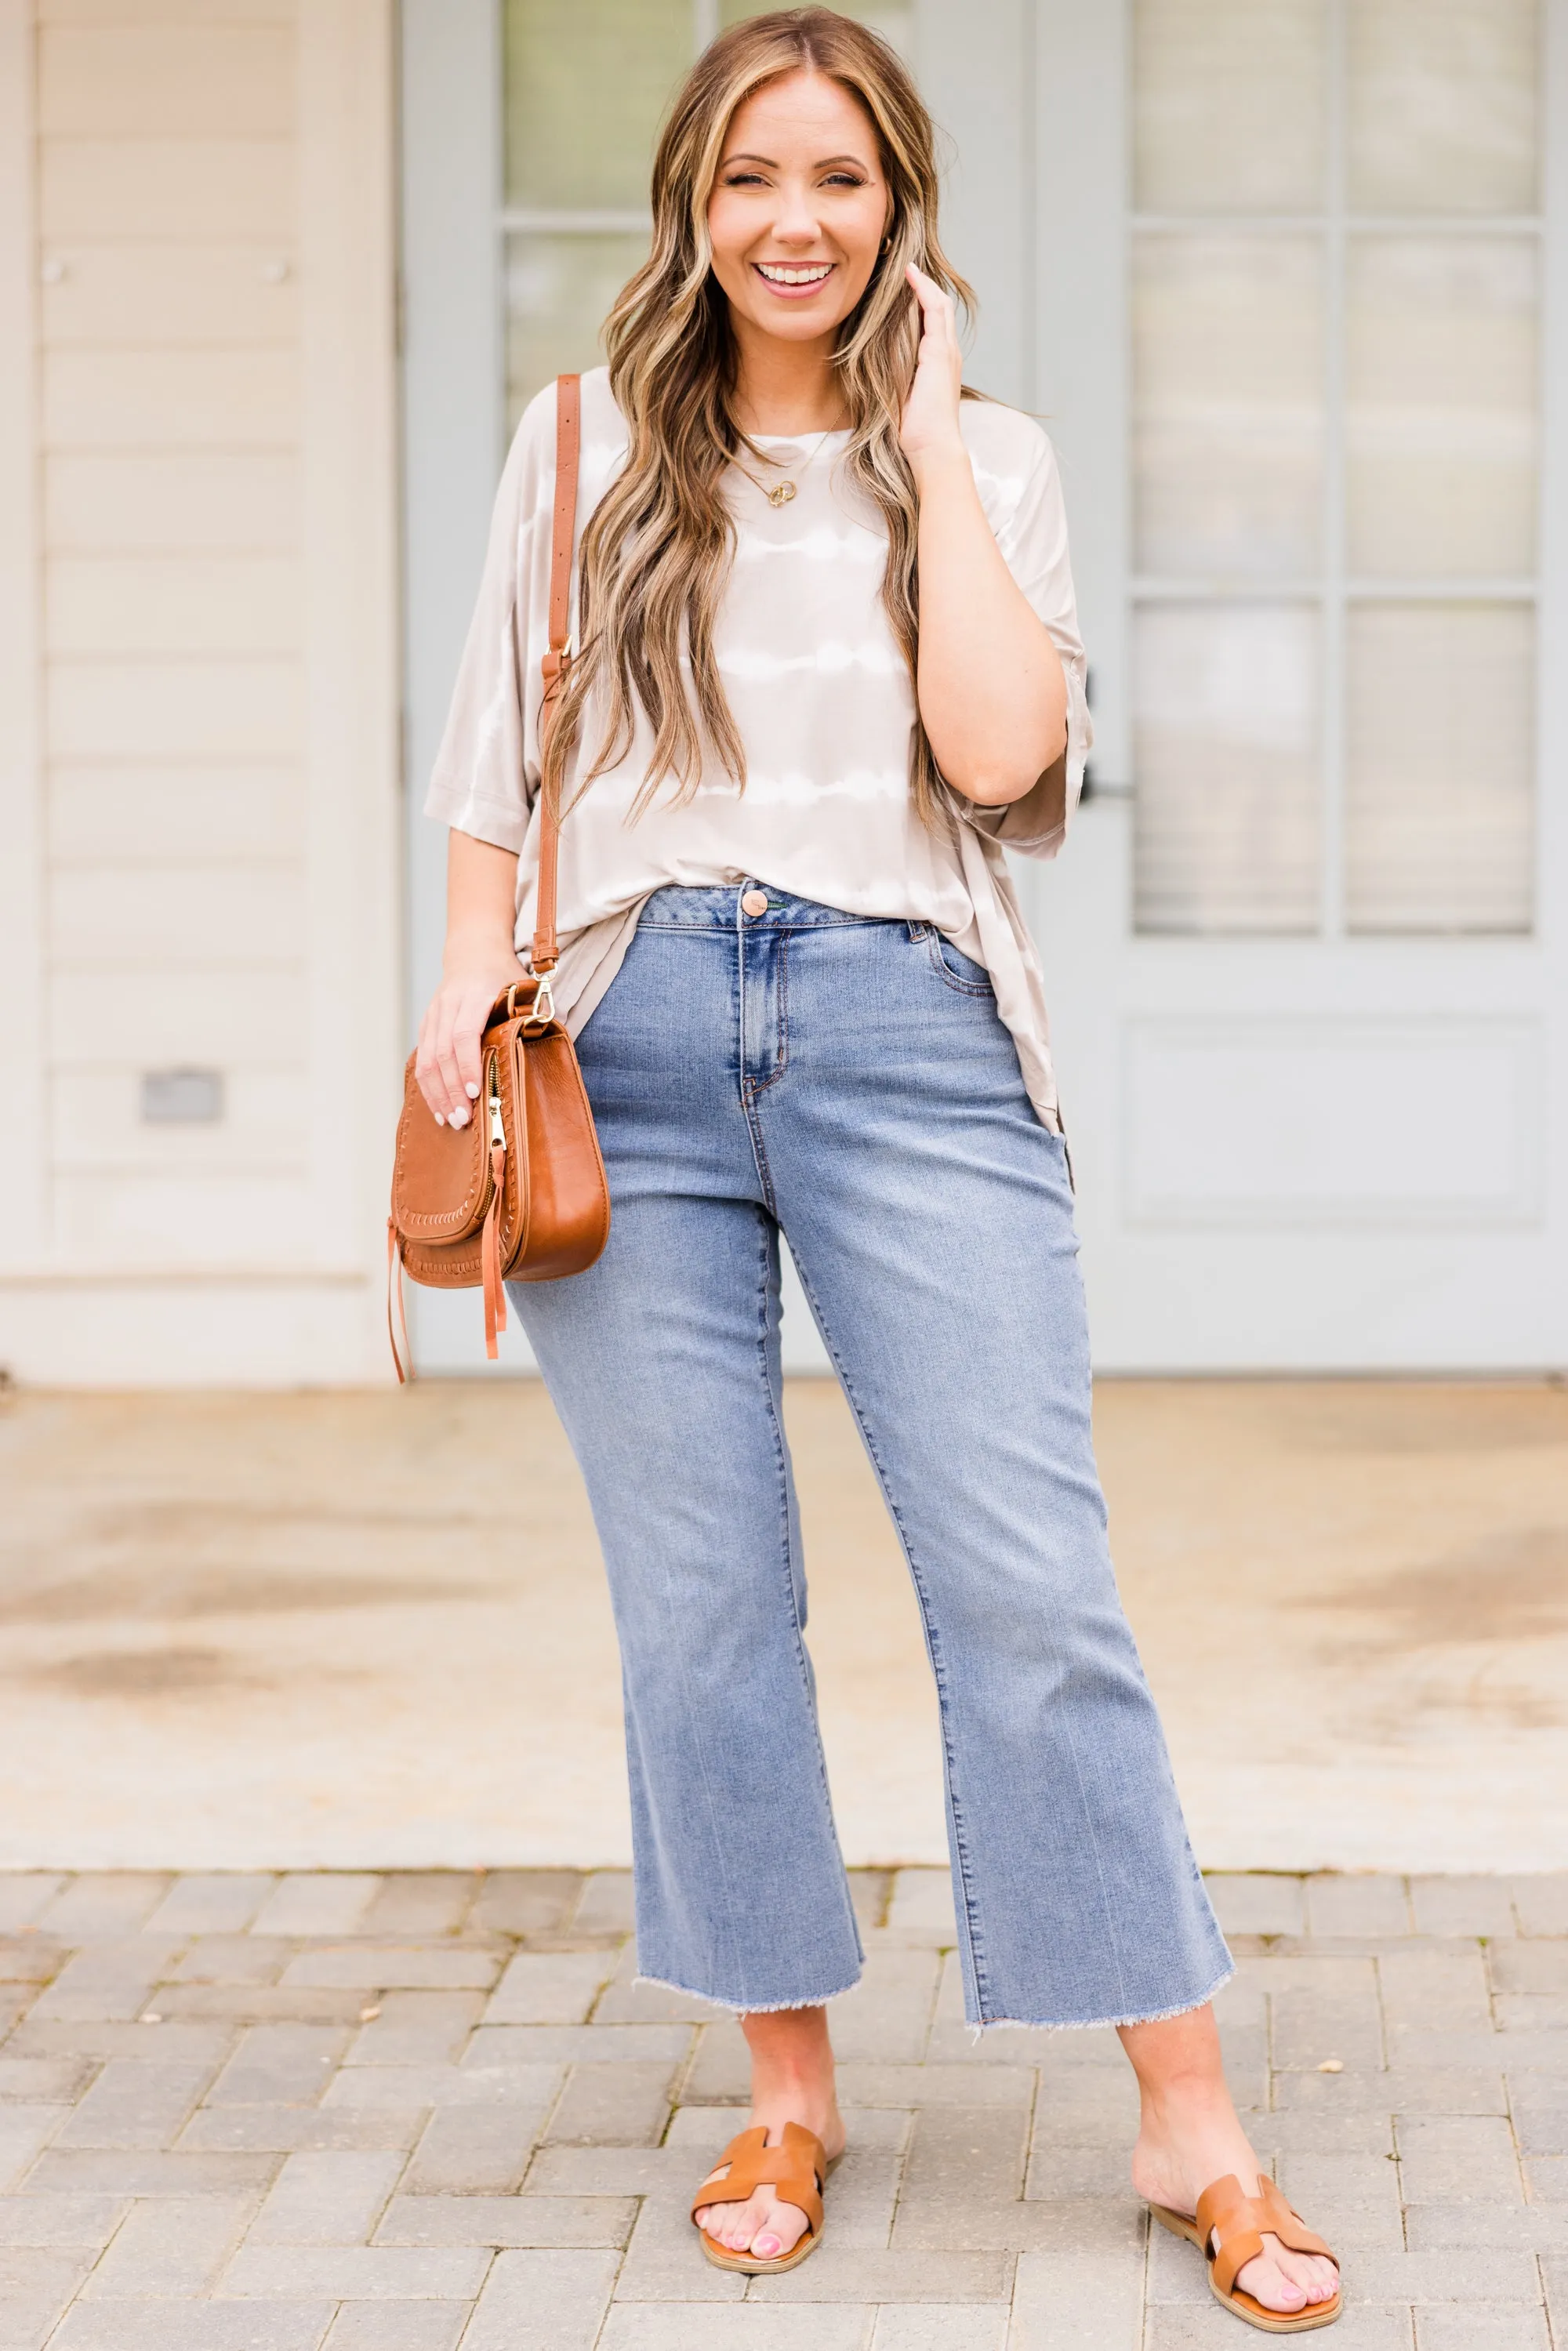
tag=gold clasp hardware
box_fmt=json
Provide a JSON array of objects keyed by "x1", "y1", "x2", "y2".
[
  {"x1": 485, "y1": 1052, "x2": 505, "y2": 1150},
  {"x1": 522, "y1": 974, "x2": 556, "y2": 1029}
]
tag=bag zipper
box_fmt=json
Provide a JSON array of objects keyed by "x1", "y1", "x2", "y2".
[{"x1": 481, "y1": 1050, "x2": 508, "y2": 1360}]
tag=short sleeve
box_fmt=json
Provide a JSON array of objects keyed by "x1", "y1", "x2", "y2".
[
  {"x1": 950, "y1": 408, "x2": 1094, "y2": 862},
  {"x1": 422, "y1": 387, "x2": 556, "y2": 855}
]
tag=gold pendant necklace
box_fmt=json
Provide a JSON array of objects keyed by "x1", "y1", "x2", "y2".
[{"x1": 737, "y1": 417, "x2": 843, "y2": 509}]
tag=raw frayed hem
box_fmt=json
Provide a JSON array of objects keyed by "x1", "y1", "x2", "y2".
[
  {"x1": 963, "y1": 1960, "x2": 1236, "y2": 2042},
  {"x1": 633, "y1": 1968, "x2": 863, "y2": 2015}
]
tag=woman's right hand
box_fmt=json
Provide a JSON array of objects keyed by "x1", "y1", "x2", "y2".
[{"x1": 415, "y1": 947, "x2": 531, "y2": 1128}]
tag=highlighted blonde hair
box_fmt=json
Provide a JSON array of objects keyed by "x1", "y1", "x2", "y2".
[{"x1": 545, "y1": 5, "x2": 975, "y2": 829}]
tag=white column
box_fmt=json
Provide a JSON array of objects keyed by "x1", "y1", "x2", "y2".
[{"x1": 0, "y1": 2, "x2": 49, "y2": 1292}]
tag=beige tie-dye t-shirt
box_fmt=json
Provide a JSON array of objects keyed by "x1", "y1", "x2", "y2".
[{"x1": 425, "y1": 365, "x2": 1091, "y2": 1130}]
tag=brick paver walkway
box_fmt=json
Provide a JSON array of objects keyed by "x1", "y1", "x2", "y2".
[{"x1": 0, "y1": 1869, "x2": 1563, "y2": 2347}]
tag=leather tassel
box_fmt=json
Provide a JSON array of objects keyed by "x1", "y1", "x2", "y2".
[{"x1": 387, "y1": 1220, "x2": 412, "y2": 1385}]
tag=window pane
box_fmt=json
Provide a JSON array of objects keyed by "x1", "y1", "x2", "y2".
[
  {"x1": 1346, "y1": 603, "x2": 1533, "y2": 934},
  {"x1": 504, "y1": 0, "x2": 691, "y2": 211},
  {"x1": 1134, "y1": 604, "x2": 1320, "y2": 934},
  {"x1": 1133, "y1": 0, "x2": 1327, "y2": 212},
  {"x1": 1348, "y1": 0, "x2": 1539, "y2": 215},
  {"x1": 505, "y1": 232, "x2": 648, "y2": 428},
  {"x1": 1346, "y1": 238, "x2": 1537, "y2": 578},
  {"x1": 1134, "y1": 234, "x2": 1323, "y2": 578}
]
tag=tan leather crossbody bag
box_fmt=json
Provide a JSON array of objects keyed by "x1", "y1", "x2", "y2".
[{"x1": 387, "y1": 375, "x2": 611, "y2": 1380}]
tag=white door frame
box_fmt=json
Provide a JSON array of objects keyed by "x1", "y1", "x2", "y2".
[{"x1": 400, "y1": 0, "x2": 542, "y2": 1369}]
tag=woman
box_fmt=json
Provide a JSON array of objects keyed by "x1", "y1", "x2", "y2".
[{"x1": 418, "y1": 9, "x2": 1339, "y2": 2331}]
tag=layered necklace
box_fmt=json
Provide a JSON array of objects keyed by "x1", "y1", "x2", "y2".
[{"x1": 733, "y1": 418, "x2": 845, "y2": 508}]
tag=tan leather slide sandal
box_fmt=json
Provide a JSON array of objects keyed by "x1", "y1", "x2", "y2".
[
  {"x1": 1149, "y1": 2174, "x2": 1341, "y2": 2333},
  {"x1": 690, "y1": 2121, "x2": 835, "y2": 2275}
]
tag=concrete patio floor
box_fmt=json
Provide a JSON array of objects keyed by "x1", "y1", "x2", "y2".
[
  {"x1": 0, "y1": 1865, "x2": 1563, "y2": 2349},
  {"x1": 1, "y1": 1378, "x2": 1566, "y2": 1873}
]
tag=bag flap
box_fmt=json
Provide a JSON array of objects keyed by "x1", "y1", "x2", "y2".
[{"x1": 390, "y1": 1051, "x2": 494, "y2": 1243}]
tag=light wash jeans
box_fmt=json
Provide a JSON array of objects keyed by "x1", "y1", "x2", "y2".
[{"x1": 513, "y1": 883, "x2": 1231, "y2": 2027}]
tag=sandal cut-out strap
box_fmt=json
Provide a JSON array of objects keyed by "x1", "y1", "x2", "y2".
[
  {"x1": 690, "y1": 2122, "x2": 826, "y2": 2239},
  {"x1": 1196, "y1": 2174, "x2": 1339, "y2": 2302}
]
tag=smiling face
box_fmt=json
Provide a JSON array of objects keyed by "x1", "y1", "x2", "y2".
[{"x1": 706, "y1": 68, "x2": 892, "y2": 351}]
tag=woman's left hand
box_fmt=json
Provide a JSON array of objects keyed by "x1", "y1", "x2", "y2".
[{"x1": 898, "y1": 263, "x2": 966, "y2": 473}]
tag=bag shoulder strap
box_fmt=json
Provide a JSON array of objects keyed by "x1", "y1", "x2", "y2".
[{"x1": 533, "y1": 371, "x2": 580, "y2": 977}]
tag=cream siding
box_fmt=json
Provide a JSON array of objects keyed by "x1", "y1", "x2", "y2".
[{"x1": 0, "y1": 0, "x2": 401, "y2": 1384}]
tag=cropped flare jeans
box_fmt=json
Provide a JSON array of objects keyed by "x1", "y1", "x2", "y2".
[{"x1": 511, "y1": 884, "x2": 1230, "y2": 2027}]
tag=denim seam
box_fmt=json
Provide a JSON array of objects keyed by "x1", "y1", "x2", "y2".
[
  {"x1": 783, "y1": 1245, "x2": 995, "y2": 2022},
  {"x1": 751, "y1": 1214, "x2": 864, "y2": 1991},
  {"x1": 655, "y1": 1551, "x2": 746, "y2": 2009},
  {"x1": 639, "y1": 914, "x2": 874, "y2": 932},
  {"x1": 742, "y1": 1108, "x2": 779, "y2": 1220},
  {"x1": 637, "y1": 1125, "x2": 746, "y2": 1999},
  {"x1": 738, "y1": 936, "x2": 786, "y2": 1199},
  {"x1": 735, "y1": 905, "x2": 778, "y2": 1217},
  {"x1": 747, "y1": 931, "x2": 790, "y2": 1099},
  {"x1": 1044, "y1": 1634, "x2": 1135, "y2": 2019}
]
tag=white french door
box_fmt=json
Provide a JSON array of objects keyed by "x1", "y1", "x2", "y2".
[
  {"x1": 1029, "y1": 0, "x2": 1568, "y2": 1369},
  {"x1": 401, "y1": 0, "x2": 1568, "y2": 1373}
]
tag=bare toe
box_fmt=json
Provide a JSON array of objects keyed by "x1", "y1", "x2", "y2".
[
  {"x1": 1235, "y1": 2247, "x2": 1306, "y2": 2313},
  {"x1": 1235, "y1": 2237, "x2": 1338, "y2": 2314},
  {"x1": 750, "y1": 2185, "x2": 809, "y2": 2260},
  {"x1": 1274, "y1": 2245, "x2": 1338, "y2": 2305},
  {"x1": 693, "y1": 2159, "x2": 740, "y2": 2248},
  {"x1": 1302, "y1": 2251, "x2": 1341, "y2": 2303},
  {"x1": 721, "y1": 2191, "x2": 767, "y2": 2250}
]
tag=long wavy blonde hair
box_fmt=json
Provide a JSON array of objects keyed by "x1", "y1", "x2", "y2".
[{"x1": 543, "y1": 6, "x2": 975, "y2": 831}]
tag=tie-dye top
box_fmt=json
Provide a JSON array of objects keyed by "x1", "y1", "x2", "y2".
[{"x1": 425, "y1": 366, "x2": 1091, "y2": 1130}]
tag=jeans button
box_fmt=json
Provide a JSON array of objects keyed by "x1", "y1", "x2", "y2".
[{"x1": 740, "y1": 889, "x2": 769, "y2": 916}]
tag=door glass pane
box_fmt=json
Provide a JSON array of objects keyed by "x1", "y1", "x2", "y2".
[
  {"x1": 1348, "y1": 0, "x2": 1539, "y2": 215},
  {"x1": 1134, "y1": 605, "x2": 1320, "y2": 934},
  {"x1": 504, "y1": 0, "x2": 691, "y2": 210},
  {"x1": 1134, "y1": 234, "x2": 1323, "y2": 577},
  {"x1": 1131, "y1": 0, "x2": 1541, "y2": 941},
  {"x1": 1133, "y1": 0, "x2": 1327, "y2": 212},
  {"x1": 1346, "y1": 603, "x2": 1533, "y2": 934},
  {"x1": 1346, "y1": 237, "x2": 1537, "y2": 579},
  {"x1": 505, "y1": 232, "x2": 651, "y2": 427}
]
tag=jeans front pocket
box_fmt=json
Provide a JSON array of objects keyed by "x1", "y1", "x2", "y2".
[{"x1": 907, "y1": 921, "x2": 994, "y2": 997}]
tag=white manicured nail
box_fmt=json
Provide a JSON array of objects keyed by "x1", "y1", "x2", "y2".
[
  {"x1": 450, "y1": 1105, "x2": 469, "y2": 1127},
  {"x1": 434, "y1": 1112, "x2": 445, "y2": 1126},
  {"x1": 465, "y1": 1082, "x2": 480, "y2": 1098}
]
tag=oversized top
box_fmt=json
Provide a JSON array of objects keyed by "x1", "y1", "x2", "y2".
[{"x1": 425, "y1": 366, "x2": 1092, "y2": 1130}]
